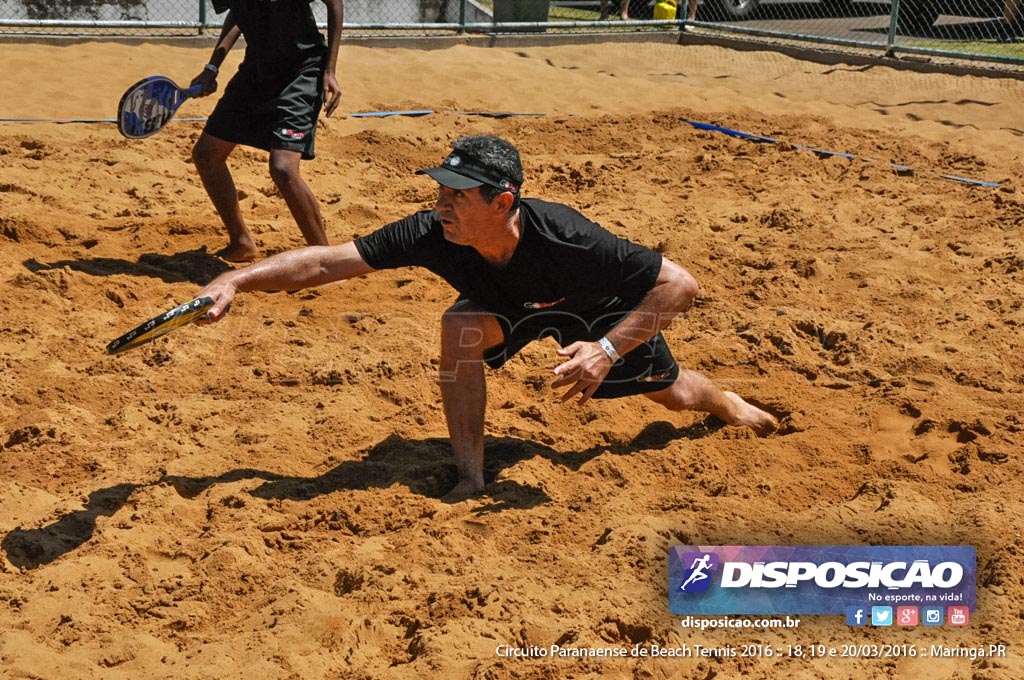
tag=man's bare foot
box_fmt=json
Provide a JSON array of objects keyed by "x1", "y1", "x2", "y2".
[
  {"x1": 216, "y1": 243, "x2": 258, "y2": 263},
  {"x1": 441, "y1": 479, "x2": 484, "y2": 504},
  {"x1": 723, "y1": 391, "x2": 779, "y2": 437}
]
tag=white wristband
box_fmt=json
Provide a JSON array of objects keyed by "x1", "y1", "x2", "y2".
[
  {"x1": 203, "y1": 63, "x2": 219, "y2": 75},
  {"x1": 598, "y1": 336, "x2": 621, "y2": 362}
]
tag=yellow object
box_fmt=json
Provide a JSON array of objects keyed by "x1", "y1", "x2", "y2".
[{"x1": 654, "y1": 0, "x2": 678, "y2": 20}]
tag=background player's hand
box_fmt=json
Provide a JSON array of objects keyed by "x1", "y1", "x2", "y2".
[
  {"x1": 190, "y1": 69, "x2": 218, "y2": 97},
  {"x1": 323, "y1": 74, "x2": 342, "y2": 117},
  {"x1": 552, "y1": 341, "x2": 615, "y2": 405}
]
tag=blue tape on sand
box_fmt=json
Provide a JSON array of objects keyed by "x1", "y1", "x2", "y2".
[
  {"x1": 350, "y1": 110, "x2": 545, "y2": 119},
  {"x1": 797, "y1": 145, "x2": 857, "y2": 160},
  {"x1": 684, "y1": 120, "x2": 999, "y2": 189},
  {"x1": 350, "y1": 110, "x2": 434, "y2": 118},
  {"x1": 686, "y1": 120, "x2": 777, "y2": 143},
  {"x1": 451, "y1": 111, "x2": 546, "y2": 118},
  {"x1": 939, "y1": 174, "x2": 1001, "y2": 188}
]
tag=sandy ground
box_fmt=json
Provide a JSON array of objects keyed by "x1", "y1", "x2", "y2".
[{"x1": 1, "y1": 37, "x2": 1023, "y2": 679}]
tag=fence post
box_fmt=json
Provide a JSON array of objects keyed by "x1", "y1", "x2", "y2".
[
  {"x1": 885, "y1": 0, "x2": 900, "y2": 57},
  {"x1": 198, "y1": 0, "x2": 206, "y2": 35},
  {"x1": 459, "y1": 0, "x2": 467, "y2": 35}
]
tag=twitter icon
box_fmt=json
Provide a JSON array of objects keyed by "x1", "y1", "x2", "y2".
[{"x1": 871, "y1": 606, "x2": 893, "y2": 626}]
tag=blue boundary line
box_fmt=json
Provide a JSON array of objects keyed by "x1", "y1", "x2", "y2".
[
  {"x1": 684, "y1": 120, "x2": 999, "y2": 189},
  {"x1": 349, "y1": 109, "x2": 545, "y2": 118},
  {"x1": 350, "y1": 110, "x2": 434, "y2": 118},
  {"x1": 0, "y1": 112, "x2": 999, "y2": 189}
]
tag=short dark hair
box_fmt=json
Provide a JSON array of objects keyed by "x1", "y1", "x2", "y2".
[{"x1": 451, "y1": 135, "x2": 523, "y2": 211}]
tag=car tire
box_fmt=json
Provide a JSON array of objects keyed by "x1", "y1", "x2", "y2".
[{"x1": 708, "y1": 0, "x2": 760, "y2": 21}]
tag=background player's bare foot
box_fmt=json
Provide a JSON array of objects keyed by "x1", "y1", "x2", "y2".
[
  {"x1": 723, "y1": 391, "x2": 778, "y2": 436},
  {"x1": 216, "y1": 242, "x2": 258, "y2": 263},
  {"x1": 441, "y1": 480, "x2": 484, "y2": 504}
]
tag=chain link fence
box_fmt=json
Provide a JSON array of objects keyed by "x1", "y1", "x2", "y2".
[{"x1": 0, "y1": 0, "x2": 1021, "y2": 67}]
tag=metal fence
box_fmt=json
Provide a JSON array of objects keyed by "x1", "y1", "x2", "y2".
[{"x1": 0, "y1": 0, "x2": 1021, "y2": 68}]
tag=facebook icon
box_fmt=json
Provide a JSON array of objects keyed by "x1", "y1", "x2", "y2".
[{"x1": 846, "y1": 606, "x2": 867, "y2": 627}]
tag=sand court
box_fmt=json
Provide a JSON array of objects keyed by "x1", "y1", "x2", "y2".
[{"x1": 0, "y1": 38, "x2": 1022, "y2": 678}]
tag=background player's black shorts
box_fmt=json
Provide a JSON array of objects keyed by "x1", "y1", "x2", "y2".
[
  {"x1": 483, "y1": 311, "x2": 680, "y2": 399},
  {"x1": 205, "y1": 59, "x2": 324, "y2": 160}
]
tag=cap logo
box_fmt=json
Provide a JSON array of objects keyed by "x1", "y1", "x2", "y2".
[{"x1": 446, "y1": 155, "x2": 462, "y2": 167}]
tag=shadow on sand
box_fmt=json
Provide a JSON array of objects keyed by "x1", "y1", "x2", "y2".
[
  {"x1": 23, "y1": 247, "x2": 232, "y2": 286},
  {"x1": 2, "y1": 417, "x2": 725, "y2": 569}
]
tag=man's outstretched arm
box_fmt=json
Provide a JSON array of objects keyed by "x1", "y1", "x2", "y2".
[{"x1": 197, "y1": 242, "x2": 375, "y2": 321}]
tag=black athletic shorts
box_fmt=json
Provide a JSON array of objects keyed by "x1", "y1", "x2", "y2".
[
  {"x1": 483, "y1": 311, "x2": 680, "y2": 400},
  {"x1": 205, "y1": 59, "x2": 324, "y2": 160}
]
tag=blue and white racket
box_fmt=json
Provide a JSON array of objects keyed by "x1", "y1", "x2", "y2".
[{"x1": 117, "y1": 75, "x2": 202, "y2": 139}]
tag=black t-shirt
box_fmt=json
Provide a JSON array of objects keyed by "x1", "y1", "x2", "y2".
[
  {"x1": 211, "y1": 0, "x2": 325, "y2": 78},
  {"x1": 354, "y1": 199, "x2": 662, "y2": 330}
]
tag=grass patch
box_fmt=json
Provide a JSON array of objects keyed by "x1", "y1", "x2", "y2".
[
  {"x1": 549, "y1": 6, "x2": 602, "y2": 21},
  {"x1": 900, "y1": 37, "x2": 1024, "y2": 59}
]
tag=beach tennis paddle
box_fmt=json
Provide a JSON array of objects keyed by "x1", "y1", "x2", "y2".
[
  {"x1": 106, "y1": 297, "x2": 214, "y2": 355},
  {"x1": 117, "y1": 75, "x2": 202, "y2": 139}
]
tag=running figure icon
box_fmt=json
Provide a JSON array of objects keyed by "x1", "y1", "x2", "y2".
[{"x1": 680, "y1": 553, "x2": 714, "y2": 591}]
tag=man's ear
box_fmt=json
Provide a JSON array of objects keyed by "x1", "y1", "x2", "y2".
[{"x1": 493, "y1": 190, "x2": 515, "y2": 214}]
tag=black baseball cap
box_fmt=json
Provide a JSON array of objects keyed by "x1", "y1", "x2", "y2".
[{"x1": 417, "y1": 152, "x2": 521, "y2": 194}]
